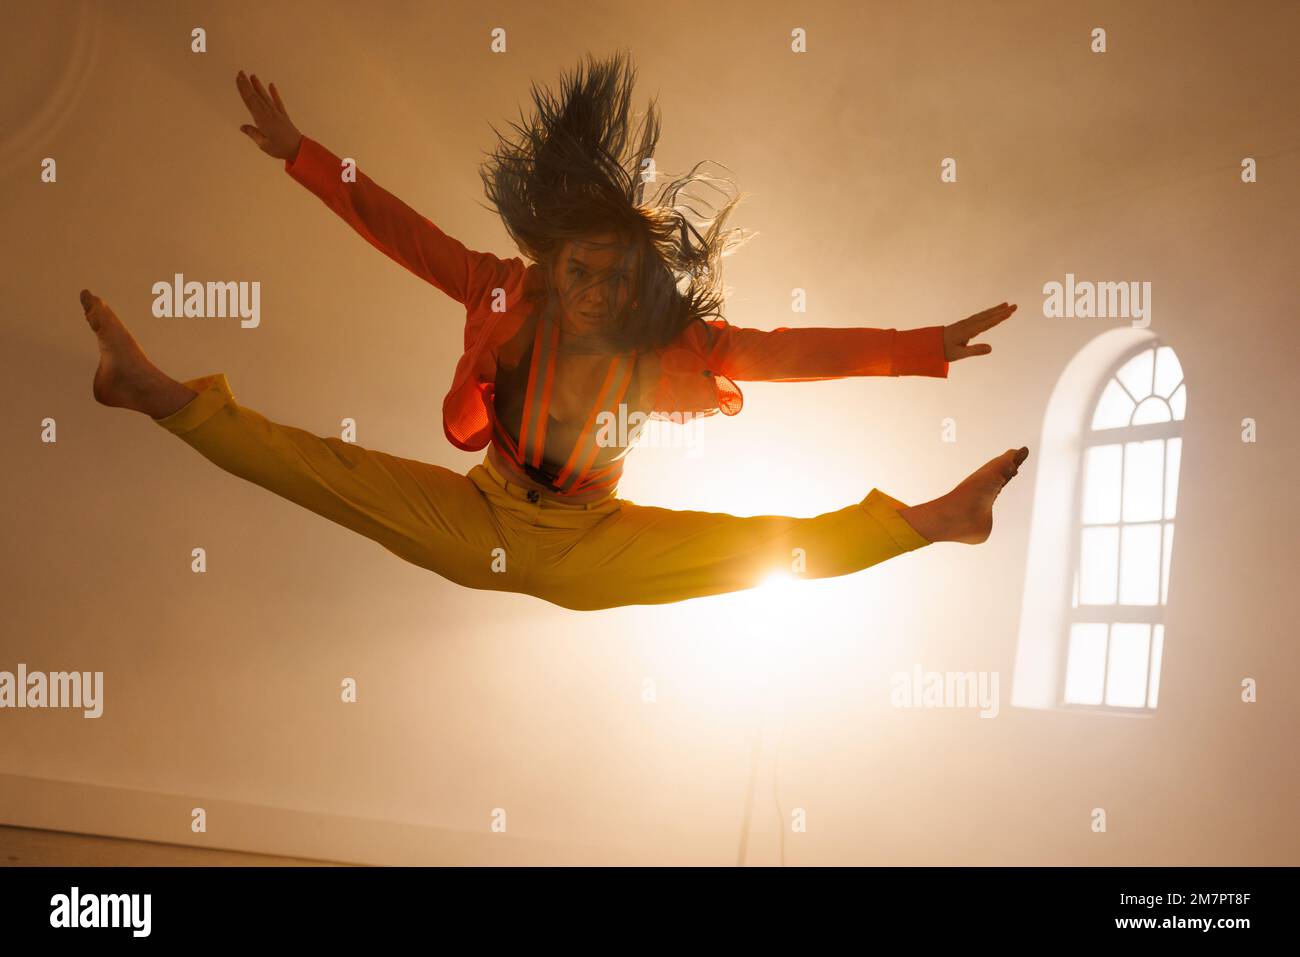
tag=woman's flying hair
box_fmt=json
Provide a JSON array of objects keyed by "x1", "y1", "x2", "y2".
[{"x1": 477, "y1": 48, "x2": 756, "y2": 351}]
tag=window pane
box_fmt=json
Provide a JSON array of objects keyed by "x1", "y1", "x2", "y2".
[
  {"x1": 1065, "y1": 623, "x2": 1108, "y2": 705},
  {"x1": 1148, "y1": 624, "x2": 1164, "y2": 709},
  {"x1": 1116, "y1": 348, "x2": 1154, "y2": 401},
  {"x1": 1105, "y1": 623, "x2": 1151, "y2": 708},
  {"x1": 1164, "y1": 438, "x2": 1181, "y2": 519},
  {"x1": 1120, "y1": 523, "x2": 1162, "y2": 605},
  {"x1": 1162, "y1": 523, "x2": 1175, "y2": 604},
  {"x1": 1083, "y1": 444, "x2": 1122, "y2": 524},
  {"x1": 1091, "y1": 379, "x2": 1135, "y2": 430},
  {"x1": 1170, "y1": 383, "x2": 1187, "y2": 420},
  {"x1": 1080, "y1": 527, "x2": 1119, "y2": 604},
  {"x1": 1123, "y1": 439, "x2": 1165, "y2": 522},
  {"x1": 1153, "y1": 346, "x2": 1183, "y2": 398},
  {"x1": 1132, "y1": 397, "x2": 1172, "y2": 424}
]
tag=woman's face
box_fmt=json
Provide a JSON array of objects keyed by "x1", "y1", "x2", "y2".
[{"x1": 553, "y1": 231, "x2": 640, "y2": 338}]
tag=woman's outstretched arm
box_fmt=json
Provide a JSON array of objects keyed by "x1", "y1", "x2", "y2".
[
  {"x1": 706, "y1": 322, "x2": 948, "y2": 381},
  {"x1": 693, "y1": 303, "x2": 1018, "y2": 381},
  {"x1": 235, "y1": 70, "x2": 521, "y2": 309}
]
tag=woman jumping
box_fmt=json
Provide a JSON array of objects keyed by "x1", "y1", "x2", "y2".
[{"x1": 77, "y1": 51, "x2": 1028, "y2": 611}]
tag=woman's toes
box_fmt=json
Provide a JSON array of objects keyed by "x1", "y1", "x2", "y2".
[
  {"x1": 1007, "y1": 447, "x2": 1029, "y2": 479},
  {"x1": 998, "y1": 451, "x2": 1018, "y2": 481},
  {"x1": 79, "y1": 289, "x2": 114, "y2": 335}
]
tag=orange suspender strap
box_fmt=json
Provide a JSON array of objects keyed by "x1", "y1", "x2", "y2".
[
  {"x1": 553, "y1": 352, "x2": 637, "y2": 494},
  {"x1": 569, "y1": 460, "x2": 624, "y2": 496},
  {"x1": 515, "y1": 314, "x2": 560, "y2": 469}
]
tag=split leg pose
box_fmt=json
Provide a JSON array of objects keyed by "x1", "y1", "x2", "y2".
[{"x1": 77, "y1": 289, "x2": 1027, "y2": 611}]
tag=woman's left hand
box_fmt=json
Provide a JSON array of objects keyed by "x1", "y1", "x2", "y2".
[{"x1": 944, "y1": 302, "x2": 1017, "y2": 362}]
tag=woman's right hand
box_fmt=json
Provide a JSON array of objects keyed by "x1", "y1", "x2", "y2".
[{"x1": 236, "y1": 70, "x2": 302, "y2": 161}]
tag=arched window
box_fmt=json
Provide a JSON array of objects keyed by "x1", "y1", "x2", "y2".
[
  {"x1": 1011, "y1": 329, "x2": 1187, "y2": 715},
  {"x1": 1063, "y1": 344, "x2": 1186, "y2": 711}
]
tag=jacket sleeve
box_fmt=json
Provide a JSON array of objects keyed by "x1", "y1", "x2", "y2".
[
  {"x1": 701, "y1": 321, "x2": 950, "y2": 381},
  {"x1": 283, "y1": 136, "x2": 520, "y2": 309}
]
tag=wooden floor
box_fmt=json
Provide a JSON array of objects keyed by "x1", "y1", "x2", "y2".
[{"x1": 0, "y1": 825, "x2": 346, "y2": 867}]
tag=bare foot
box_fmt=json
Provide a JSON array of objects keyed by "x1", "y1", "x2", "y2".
[
  {"x1": 899, "y1": 447, "x2": 1029, "y2": 545},
  {"x1": 78, "y1": 289, "x2": 192, "y2": 418}
]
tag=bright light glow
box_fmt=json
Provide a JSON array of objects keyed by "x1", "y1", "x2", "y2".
[
  {"x1": 743, "y1": 572, "x2": 808, "y2": 665},
  {"x1": 618, "y1": 415, "x2": 923, "y2": 717},
  {"x1": 755, "y1": 570, "x2": 801, "y2": 608},
  {"x1": 638, "y1": 570, "x2": 833, "y2": 713}
]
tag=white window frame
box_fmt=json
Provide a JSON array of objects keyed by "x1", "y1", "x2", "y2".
[{"x1": 1061, "y1": 343, "x2": 1183, "y2": 713}]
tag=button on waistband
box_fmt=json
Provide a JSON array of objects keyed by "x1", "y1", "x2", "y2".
[{"x1": 526, "y1": 489, "x2": 540, "y2": 503}]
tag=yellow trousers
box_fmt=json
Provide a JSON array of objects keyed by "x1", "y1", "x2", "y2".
[{"x1": 152, "y1": 373, "x2": 932, "y2": 610}]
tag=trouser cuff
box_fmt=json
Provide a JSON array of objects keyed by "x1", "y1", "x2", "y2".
[
  {"x1": 151, "y1": 373, "x2": 234, "y2": 435},
  {"x1": 861, "y1": 488, "x2": 931, "y2": 550}
]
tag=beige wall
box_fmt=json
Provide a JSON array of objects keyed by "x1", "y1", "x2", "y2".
[{"x1": 2, "y1": 0, "x2": 1296, "y2": 865}]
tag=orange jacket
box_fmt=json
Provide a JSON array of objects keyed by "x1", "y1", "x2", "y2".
[{"x1": 284, "y1": 136, "x2": 950, "y2": 452}]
